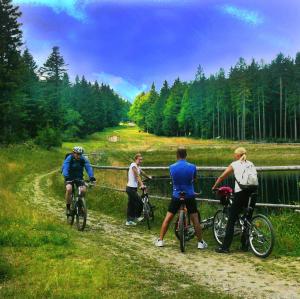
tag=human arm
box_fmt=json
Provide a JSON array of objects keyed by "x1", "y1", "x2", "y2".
[
  {"x1": 132, "y1": 166, "x2": 145, "y2": 188},
  {"x1": 212, "y1": 165, "x2": 234, "y2": 190},
  {"x1": 140, "y1": 169, "x2": 152, "y2": 180},
  {"x1": 62, "y1": 155, "x2": 72, "y2": 179},
  {"x1": 83, "y1": 157, "x2": 95, "y2": 181}
]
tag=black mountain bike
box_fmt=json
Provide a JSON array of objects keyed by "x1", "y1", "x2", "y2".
[
  {"x1": 141, "y1": 186, "x2": 155, "y2": 229},
  {"x1": 174, "y1": 192, "x2": 192, "y2": 252},
  {"x1": 66, "y1": 180, "x2": 93, "y2": 231},
  {"x1": 213, "y1": 188, "x2": 275, "y2": 258},
  {"x1": 174, "y1": 192, "x2": 213, "y2": 253}
]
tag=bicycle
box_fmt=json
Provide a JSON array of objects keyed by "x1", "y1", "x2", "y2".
[
  {"x1": 173, "y1": 192, "x2": 192, "y2": 252},
  {"x1": 174, "y1": 192, "x2": 213, "y2": 253},
  {"x1": 66, "y1": 179, "x2": 94, "y2": 231},
  {"x1": 213, "y1": 187, "x2": 275, "y2": 258},
  {"x1": 141, "y1": 186, "x2": 155, "y2": 229}
]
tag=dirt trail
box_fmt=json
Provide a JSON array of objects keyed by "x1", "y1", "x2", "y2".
[{"x1": 22, "y1": 170, "x2": 300, "y2": 299}]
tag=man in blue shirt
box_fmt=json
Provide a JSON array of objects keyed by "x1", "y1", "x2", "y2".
[
  {"x1": 62, "y1": 146, "x2": 95, "y2": 215},
  {"x1": 155, "y1": 147, "x2": 207, "y2": 249}
]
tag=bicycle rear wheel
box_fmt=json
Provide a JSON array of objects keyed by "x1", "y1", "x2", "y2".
[
  {"x1": 249, "y1": 214, "x2": 275, "y2": 258},
  {"x1": 178, "y1": 210, "x2": 186, "y2": 253},
  {"x1": 76, "y1": 197, "x2": 87, "y2": 231},
  {"x1": 213, "y1": 209, "x2": 228, "y2": 245}
]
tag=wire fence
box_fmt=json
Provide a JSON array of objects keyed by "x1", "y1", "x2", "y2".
[{"x1": 91, "y1": 164, "x2": 300, "y2": 209}]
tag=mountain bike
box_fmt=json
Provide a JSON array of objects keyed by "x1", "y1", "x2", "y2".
[
  {"x1": 173, "y1": 192, "x2": 192, "y2": 252},
  {"x1": 213, "y1": 188, "x2": 275, "y2": 258},
  {"x1": 66, "y1": 179, "x2": 94, "y2": 231},
  {"x1": 141, "y1": 186, "x2": 155, "y2": 229},
  {"x1": 174, "y1": 192, "x2": 213, "y2": 253}
]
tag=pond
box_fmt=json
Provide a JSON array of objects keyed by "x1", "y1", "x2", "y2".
[{"x1": 147, "y1": 171, "x2": 300, "y2": 204}]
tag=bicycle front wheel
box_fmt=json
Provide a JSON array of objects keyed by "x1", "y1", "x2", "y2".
[
  {"x1": 178, "y1": 210, "x2": 186, "y2": 253},
  {"x1": 143, "y1": 202, "x2": 151, "y2": 230},
  {"x1": 76, "y1": 198, "x2": 87, "y2": 231},
  {"x1": 249, "y1": 214, "x2": 275, "y2": 258}
]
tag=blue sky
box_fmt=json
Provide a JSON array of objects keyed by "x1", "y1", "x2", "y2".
[{"x1": 14, "y1": 0, "x2": 300, "y2": 101}]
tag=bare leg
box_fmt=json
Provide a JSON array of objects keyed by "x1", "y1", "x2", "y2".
[
  {"x1": 79, "y1": 185, "x2": 87, "y2": 197},
  {"x1": 190, "y1": 213, "x2": 203, "y2": 241},
  {"x1": 159, "y1": 212, "x2": 174, "y2": 240},
  {"x1": 65, "y1": 184, "x2": 72, "y2": 205}
]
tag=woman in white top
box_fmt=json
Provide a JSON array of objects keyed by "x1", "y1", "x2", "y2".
[
  {"x1": 125, "y1": 153, "x2": 151, "y2": 226},
  {"x1": 212, "y1": 147, "x2": 258, "y2": 253}
]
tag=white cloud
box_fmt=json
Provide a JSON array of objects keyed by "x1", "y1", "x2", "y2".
[
  {"x1": 220, "y1": 4, "x2": 264, "y2": 26},
  {"x1": 14, "y1": 0, "x2": 90, "y2": 20},
  {"x1": 93, "y1": 72, "x2": 147, "y2": 101},
  {"x1": 14, "y1": 0, "x2": 195, "y2": 20}
]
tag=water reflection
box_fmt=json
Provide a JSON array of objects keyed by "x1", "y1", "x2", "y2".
[{"x1": 147, "y1": 171, "x2": 300, "y2": 204}]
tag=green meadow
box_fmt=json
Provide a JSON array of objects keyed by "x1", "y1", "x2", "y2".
[{"x1": 0, "y1": 124, "x2": 299, "y2": 298}]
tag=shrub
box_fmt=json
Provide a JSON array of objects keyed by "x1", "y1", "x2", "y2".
[{"x1": 35, "y1": 128, "x2": 62, "y2": 149}]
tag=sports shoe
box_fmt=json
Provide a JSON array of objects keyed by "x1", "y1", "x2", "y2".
[
  {"x1": 136, "y1": 216, "x2": 144, "y2": 222},
  {"x1": 155, "y1": 239, "x2": 164, "y2": 247},
  {"x1": 240, "y1": 245, "x2": 249, "y2": 252},
  {"x1": 198, "y1": 240, "x2": 208, "y2": 249},
  {"x1": 125, "y1": 220, "x2": 137, "y2": 226},
  {"x1": 215, "y1": 247, "x2": 229, "y2": 254}
]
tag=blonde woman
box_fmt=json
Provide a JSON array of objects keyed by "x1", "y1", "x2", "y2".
[{"x1": 212, "y1": 147, "x2": 258, "y2": 253}]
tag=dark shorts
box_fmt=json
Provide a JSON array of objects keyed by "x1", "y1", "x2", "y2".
[
  {"x1": 168, "y1": 197, "x2": 198, "y2": 214},
  {"x1": 65, "y1": 180, "x2": 85, "y2": 188}
]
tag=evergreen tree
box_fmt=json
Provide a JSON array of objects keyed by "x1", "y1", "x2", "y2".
[
  {"x1": 0, "y1": 0, "x2": 23, "y2": 142},
  {"x1": 162, "y1": 78, "x2": 186, "y2": 136},
  {"x1": 152, "y1": 80, "x2": 170, "y2": 135}
]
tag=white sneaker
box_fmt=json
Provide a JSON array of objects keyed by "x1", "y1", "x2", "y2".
[
  {"x1": 136, "y1": 216, "x2": 144, "y2": 222},
  {"x1": 198, "y1": 240, "x2": 208, "y2": 249},
  {"x1": 155, "y1": 239, "x2": 164, "y2": 247},
  {"x1": 125, "y1": 220, "x2": 137, "y2": 226}
]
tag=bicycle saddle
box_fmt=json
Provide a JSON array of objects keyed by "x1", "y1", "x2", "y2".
[{"x1": 179, "y1": 191, "x2": 186, "y2": 199}]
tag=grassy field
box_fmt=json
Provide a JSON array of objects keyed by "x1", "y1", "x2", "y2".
[
  {"x1": 0, "y1": 145, "x2": 230, "y2": 298},
  {"x1": 64, "y1": 125, "x2": 300, "y2": 166},
  {"x1": 1, "y1": 125, "x2": 300, "y2": 298}
]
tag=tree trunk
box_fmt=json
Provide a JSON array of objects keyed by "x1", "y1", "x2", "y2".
[
  {"x1": 279, "y1": 76, "x2": 283, "y2": 138},
  {"x1": 237, "y1": 112, "x2": 240, "y2": 140},
  {"x1": 217, "y1": 99, "x2": 220, "y2": 137},
  {"x1": 295, "y1": 103, "x2": 298, "y2": 141},
  {"x1": 284, "y1": 88, "x2": 287, "y2": 140},
  {"x1": 274, "y1": 112, "x2": 277, "y2": 139},
  {"x1": 258, "y1": 94, "x2": 261, "y2": 140},
  {"x1": 262, "y1": 90, "x2": 266, "y2": 139},
  {"x1": 212, "y1": 110, "x2": 215, "y2": 139},
  {"x1": 253, "y1": 103, "x2": 257, "y2": 141},
  {"x1": 243, "y1": 93, "x2": 246, "y2": 139}
]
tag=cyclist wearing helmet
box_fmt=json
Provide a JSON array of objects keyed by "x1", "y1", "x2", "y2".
[{"x1": 62, "y1": 146, "x2": 96, "y2": 215}]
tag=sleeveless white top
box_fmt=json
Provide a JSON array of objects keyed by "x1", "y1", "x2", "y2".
[
  {"x1": 231, "y1": 160, "x2": 255, "y2": 193},
  {"x1": 127, "y1": 162, "x2": 141, "y2": 188}
]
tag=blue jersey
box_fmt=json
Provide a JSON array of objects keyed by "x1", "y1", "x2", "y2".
[
  {"x1": 169, "y1": 159, "x2": 197, "y2": 199},
  {"x1": 62, "y1": 154, "x2": 94, "y2": 180}
]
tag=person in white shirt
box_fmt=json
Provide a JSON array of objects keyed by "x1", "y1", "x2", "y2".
[
  {"x1": 126, "y1": 153, "x2": 151, "y2": 226},
  {"x1": 212, "y1": 147, "x2": 258, "y2": 253}
]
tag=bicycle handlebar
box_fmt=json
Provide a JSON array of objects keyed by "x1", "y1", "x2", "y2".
[{"x1": 66, "y1": 179, "x2": 94, "y2": 188}]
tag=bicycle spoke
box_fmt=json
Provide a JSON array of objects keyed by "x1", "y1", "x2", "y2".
[{"x1": 249, "y1": 215, "x2": 274, "y2": 258}]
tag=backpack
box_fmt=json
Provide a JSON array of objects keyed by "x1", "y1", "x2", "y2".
[{"x1": 235, "y1": 162, "x2": 259, "y2": 190}]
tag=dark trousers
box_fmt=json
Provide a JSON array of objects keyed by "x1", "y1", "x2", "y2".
[
  {"x1": 126, "y1": 186, "x2": 143, "y2": 221},
  {"x1": 222, "y1": 190, "x2": 256, "y2": 250}
]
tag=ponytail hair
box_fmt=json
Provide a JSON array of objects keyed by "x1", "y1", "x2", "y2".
[{"x1": 234, "y1": 147, "x2": 247, "y2": 161}]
